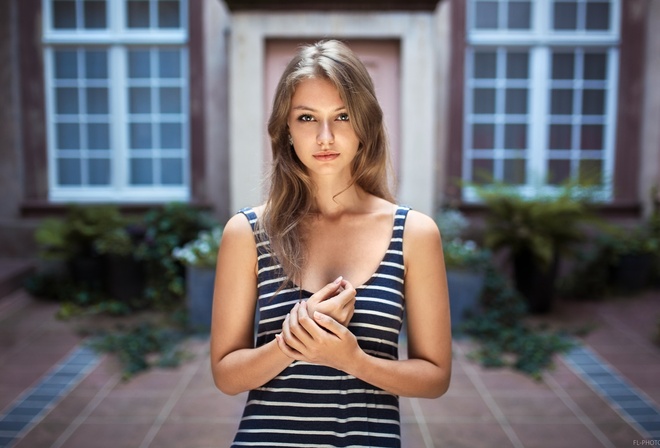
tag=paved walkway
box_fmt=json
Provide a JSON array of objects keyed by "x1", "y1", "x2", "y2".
[{"x1": 0, "y1": 288, "x2": 659, "y2": 447}]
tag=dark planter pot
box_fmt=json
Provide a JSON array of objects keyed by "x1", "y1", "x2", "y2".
[
  {"x1": 612, "y1": 253, "x2": 654, "y2": 292},
  {"x1": 105, "y1": 255, "x2": 146, "y2": 302},
  {"x1": 186, "y1": 266, "x2": 216, "y2": 331},
  {"x1": 513, "y1": 249, "x2": 560, "y2": 314},
  {"x1": 447, "y1": 269, "x2": 485, "y2": 331},
  {"x1": 69, "y1": 256, "x2": 105, "y2": 291}
]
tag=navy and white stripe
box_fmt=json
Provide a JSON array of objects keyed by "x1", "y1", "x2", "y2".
[{"x1": 232, "y1": 206, "x2": 410, "y2": 448}]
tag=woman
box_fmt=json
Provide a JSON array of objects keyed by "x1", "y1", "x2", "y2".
[{"x1": 211, "y1": 39, "x2": 451, "y2": 447}]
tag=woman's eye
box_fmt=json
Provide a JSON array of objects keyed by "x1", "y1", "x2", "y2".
[
  {"x1": 337, "y1": 113, "x2": 350, "y2": 121},
  {"x1": 298, "y1": 114, "x2": 314, "y2": 122}
]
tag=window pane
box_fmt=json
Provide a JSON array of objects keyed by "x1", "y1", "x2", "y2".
[
  {"x1": 130, "y1": 123, "x2": 152, "y2": 148},
  {"x1": 57, "y1": 123, "x2": 80, "y2": 149},
  {"x1": 129, "y1": 88, "x2": 151, "y2": 114},
  {"x1": 506, "y1": 52, "x2": 528, "y2": 79},
  {"x1": 86, "y1": 87, "x2": 108, "y2": 114},
  {"x1": 53, "y1": 0, "x2": 76, "y2": 29},
  {"x1": 158, "y1": 0, "x2": 181, "y2": 28},
  {"x1": 161, "y1": 158, "x2": 183, "y2": 185},
  {"x1": 472, "y1": 123, "x2": 495, "y2": 149},
  {"x1": 548, "y1": 159, "x2": 571, "y2": 185},
  {"x1": 550, "y1": 89, "x2": 573, "y2": 115},
  {"x1": 584, "y1": 53, "x2": 607, "y2": 80},
  {"x1": 580, "y1": 124, "x2": 604, "y2": 150},
  {"x1": 503, "y1": 159, "x2": 526, "y2": 184},
  {"x1": 473, "y1": 88, "x2": 496, "y2": 114},
  {"x1": 159, "y1": 50, "x2": 181, "y2": 78},
  {"x1": 552, "y1": 53, "x2": 574, "y2": 80},
  {"x1": 83, "y1": 1, "x2": 106, "y2": 29},
  {"x1": 160, "y1": 123, "x2": 182, "y2": 148},
  {"x1": 505, "y1": 88, "x2": 527, "y2": 114},
  {"x1": 553, "y1": 2, "x2": 577, "y2": 30},
  {"x1": 159, "y1": 87, "x2": 181, "y2": 113},
  {"x1": 582, "y1": 89, "x2": 605, "y2": 115},
  {"x1": 88, "y1": 123, "x2": 110, "y2": 150},
  {"x1": 85, "y1": 51, "x2": 108, "y2": 79},
  {"x1": 504, "y1": 123, "x2": 527, "y2": 149},
  {"x1": 508, "y1": 1, "x2": 531, "y2": 30},
  {"x1": 130, "y1": 158, "x2": 153, "y2": 184},
  {"x1": 57, "y1": 158, "x2": 82, "y2": 185},
  {"x1": 55, "y1": 50, "x2": 78, "y2": 79},
  {"x1": 56, "y1": 88, "x2": 79, "y2": 114},
  {"x1": 586, "y1": 2, "x2": 610, "y2": 30},
  {"x1": 127, "y1": 0, "x2": 150, "y2": 28},
  {"x1": 475, "y1": 1, "x2": 499, "y2": 29},
  {"x1": 129, "y1": 50, "x2": 151, "y2": 78},
  {"x1": 472, "y1": 159, "x2": 494, "y2": 184},
  {"x1": 88, "y1": 158, "x2": 111, "y2": 185},
  {"x1": 549, "y1": 124, "x2": 572, "y2": 150},
  {"x1": 579, "y1": 159, "x2": 603, "y2": 185}
]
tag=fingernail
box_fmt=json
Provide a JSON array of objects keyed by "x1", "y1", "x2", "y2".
[{"x1": 333, "y1": 276, "x2": 343, "y2": 284}]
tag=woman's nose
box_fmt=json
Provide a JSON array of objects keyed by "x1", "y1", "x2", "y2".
[{"x1": 317, "y1": 121, "x2": 334, "y2": 146}]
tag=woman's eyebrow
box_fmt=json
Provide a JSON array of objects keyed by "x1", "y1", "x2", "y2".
[{"x1": 291, "y1": 105, "x2": 347, "y2": 112}]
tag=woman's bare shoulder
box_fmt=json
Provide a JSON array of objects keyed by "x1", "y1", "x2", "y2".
[
  {"x1": 404, "y1": 209, "x2": 441, "y2": 241},
  {"x1": 402, "y1": 209, "x2": 443, "y2": 275},
  {"x1": 222, "y1": 205, "x2": 264, "y2": 244}
]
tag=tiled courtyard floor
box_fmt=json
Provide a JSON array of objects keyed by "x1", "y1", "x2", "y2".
[{"x1": 1, "y1": 287, "x2": 659, "y2": 448}]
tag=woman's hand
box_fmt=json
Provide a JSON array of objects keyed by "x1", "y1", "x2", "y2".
[
  {"x1": 305, "y1": 277, "x2": 356, "y2": 327},
  {"x1": 276, "y1": 301, "x2": 362, "y2": 372}
]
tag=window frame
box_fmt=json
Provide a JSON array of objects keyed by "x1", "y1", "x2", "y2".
[
  {"x1": 462, "y1": 0, "x2": 621, "y2": 202},
  {"x1": 42, "y1": 0, "x2": 190, "y2": 203}
]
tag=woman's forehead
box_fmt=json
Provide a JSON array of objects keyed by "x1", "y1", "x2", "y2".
[{"x1": 290, "y1": 78, "x2": 345, "y2": 109}]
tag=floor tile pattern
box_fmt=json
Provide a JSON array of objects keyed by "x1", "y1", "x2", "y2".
[
  {"x1": 0, "y1": 347, "x2": 98, "y2": 448},
  {"x1": 565, "y1": 344, "x2": 660, "y2": 440}
]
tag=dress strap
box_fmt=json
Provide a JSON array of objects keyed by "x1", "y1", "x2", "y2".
[
  {"x1": 238, "y1": 207, "x2": 258, "y2": 232},
  {"x1": 379, "y1": 206, "x2": 411, "y2": 269},
  {"x1": 392, "y1": 206, "x2": 411, "y2": 240}
]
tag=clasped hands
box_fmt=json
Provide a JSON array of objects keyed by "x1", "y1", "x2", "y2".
[{"x1": 275, "y1": 277, "x2": 360, "y2": 370}]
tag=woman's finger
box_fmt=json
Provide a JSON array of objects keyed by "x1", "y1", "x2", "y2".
[
  {"x1": 296, "y1": 301, "x2": 326, "y2": 338},
  {"x1": 276, "y1": 333, "x2": 303, "y2": 360},
  {"x1": 313, "y1": 311, "x2": 346, "y2": 338},
  {"x1": 281, "y1": 310, "x2": 306, "y2": 353},
  {"x1": 309, "y1": 277, "x2": 343, "y2": 304}
]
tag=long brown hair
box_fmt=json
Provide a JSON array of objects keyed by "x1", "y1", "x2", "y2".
[{"x1": 261, "y1": 39, "x2": 395, "y2": 286}]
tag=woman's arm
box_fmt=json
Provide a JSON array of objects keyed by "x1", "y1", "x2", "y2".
[
  {"x1": 277, "y1": 210, "x2": 452, "y2": 398},
  {"x1": 210, "y1": 213, "x2": 292, "y2": 396}
]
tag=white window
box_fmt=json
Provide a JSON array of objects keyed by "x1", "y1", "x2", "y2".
[
  {"x1": 464, "y1": 0, "x2": 620, "y2": 200},
  {"x1": 43, "y1": 0, "x2": 189, "y2": 202}
]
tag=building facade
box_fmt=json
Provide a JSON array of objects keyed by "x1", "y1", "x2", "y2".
[{"x1": 0, "y1": 0, "x2": 658, "y2": 257}]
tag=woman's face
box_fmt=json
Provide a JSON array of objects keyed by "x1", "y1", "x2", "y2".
[{"x1": 287, "y1": 77, "x2": 360, "y2": 183}]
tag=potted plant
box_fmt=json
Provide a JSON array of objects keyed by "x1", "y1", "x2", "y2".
[
  {"x1": 173, "y1": 226, "x2": 223, "y2": 330},
  {"x1": 477, "y1": 185, "x2": 594, "y2": 313},
  {"x1": 606, "y1": 225, "x2": 659, "y2": 292},
  {"x1": 136, "y1": 203, "x2": 216, "y2": 310},
  {"x1": 95, "y1": 222, "x2": 146, "y2": 303},
  {"x1": 35, "y1": 205, "x2": 130, "y2": 292},
  {"x1": 437, "y1": 209, "x2": 491, "y2": 330}
]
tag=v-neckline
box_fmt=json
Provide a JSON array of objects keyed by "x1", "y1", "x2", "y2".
[{"x1": 294, "y1": 205, "x2": 403, "y2": 296}]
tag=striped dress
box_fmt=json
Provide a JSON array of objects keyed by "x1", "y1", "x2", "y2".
[{"x1": 231, "y1": 206, "x2": 410, "y2": 448}]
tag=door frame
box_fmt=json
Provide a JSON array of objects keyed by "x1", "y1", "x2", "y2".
[{"x1": 229, "y1": 12, "x2": 437, "y2": 214}]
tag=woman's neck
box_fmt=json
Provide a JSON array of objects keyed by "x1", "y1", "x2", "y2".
[{"x1": 310, "y1": 177, "x2": 365, "y2": 218}]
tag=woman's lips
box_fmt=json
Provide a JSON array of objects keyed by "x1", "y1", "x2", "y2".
[{"x1": 313, "y1": 153, "x2": 340, "y2": 161}]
